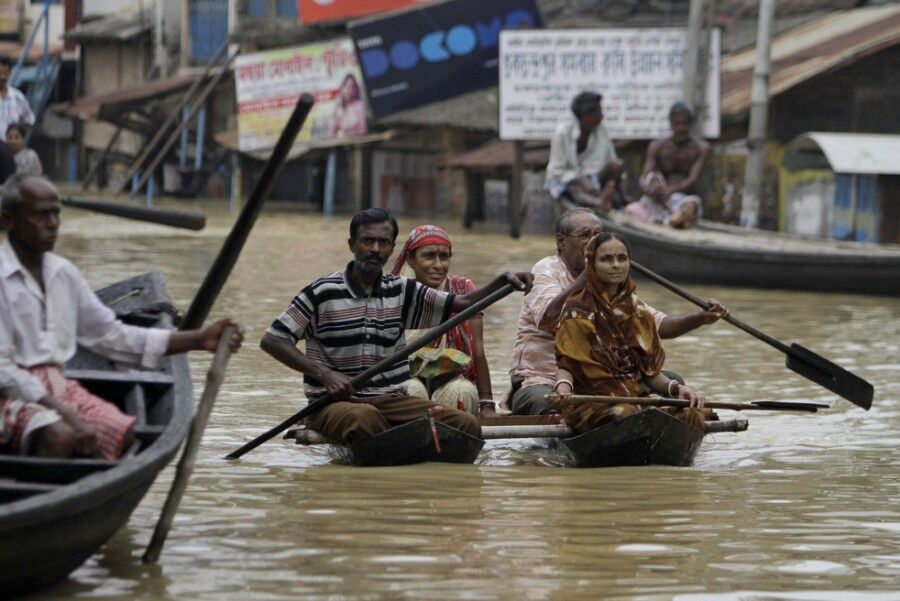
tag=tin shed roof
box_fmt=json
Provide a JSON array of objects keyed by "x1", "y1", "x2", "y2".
[
  {"x1": 783, "y1": 132, "x2": 900, "y2": 175},
  {"x1": 721, "y1": 5, "x2": 900, "y2": 117}
]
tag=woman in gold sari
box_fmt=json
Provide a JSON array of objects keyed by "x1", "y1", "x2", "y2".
[{"x1": 552, "y1": 232, "x2": 707, "y2": 432}]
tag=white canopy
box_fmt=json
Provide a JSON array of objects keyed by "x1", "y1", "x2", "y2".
[{"x1": 783, "y1": 132, "x2": 900, "y2": 175}]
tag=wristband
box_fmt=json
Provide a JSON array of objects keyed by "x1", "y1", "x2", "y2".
[
  {"x1": 554, "y1": 379, "x2": 574, "y2": 393},
  {"x1": 479, "y1": 400, "x2": 495, "y2": 409},
  {"x1": 667, "y1": 380, "x2": 681, "y2": 398}
]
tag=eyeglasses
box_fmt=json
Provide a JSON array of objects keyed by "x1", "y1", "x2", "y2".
[{"x1": 564, "y1": 229, "x2": 602, "y2": 241}]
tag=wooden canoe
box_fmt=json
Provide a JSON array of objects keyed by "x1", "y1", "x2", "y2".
[
  {"x1": 599, "y1": 212, "x2": 900, "y2": 296},
  {"x1": 287, "y1": 417, "x2": 485, "y2": 466},
  {"x1": 553, "y1": 408, "x2": 707, "y2": 468},
  {"x1": 0, "y1": 272, "x2": 192, "y2": 596}
]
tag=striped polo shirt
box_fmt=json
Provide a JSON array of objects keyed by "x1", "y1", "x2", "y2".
[{"x1": 268, "y1": 262, "x2": 455, "y2": 399}]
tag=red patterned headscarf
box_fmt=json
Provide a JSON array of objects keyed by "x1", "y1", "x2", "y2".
[
  {"x1": 391, "y1": 225, "x2": 479, "y2": 383},
  {"x1": 390, "y1": 225, "x2": 452, "y2": 275}
]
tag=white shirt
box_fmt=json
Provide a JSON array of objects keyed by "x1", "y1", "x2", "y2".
[
  {"x1": 545, "y1": 117, "x2": 618, "y2": 199},
  {"x1": 0, "y1": 241, "x2": 171, "y2": 403},
  {"x1": 0, "y1": 85, "x2": 35, "y2": 139}
]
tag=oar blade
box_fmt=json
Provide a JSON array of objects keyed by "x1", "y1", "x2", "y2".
[
  {"x1": 785, "y1": 343, "x2": 874, "y2": 410},
  {"x1": 750, "y1": 400, "x2": 829, "y2": 412}
]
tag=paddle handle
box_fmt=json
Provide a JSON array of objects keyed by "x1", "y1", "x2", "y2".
[
  {"x1": 547, "y1": 394, "x2": 820, "y2": 412},
  {"x1": 143, "y1": 325, "x2": 236, "y2": 563},
  {"x1": 629, "y1": 260, "x2": 791, "y2": 354},
  {"x1": 224, "y1": 283, "x2": 517, "y2": 460},
  {"x1": 62, "y1": 197, "x2": 207, "y2": 231},
  {"x1": 180, "y1": 94, "x2": 315, "y2": 331}
]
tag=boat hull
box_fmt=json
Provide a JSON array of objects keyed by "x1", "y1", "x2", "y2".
[
  {"x1": 338, "y1": 418, "x2": 484, "y2": 466},
  {"x1": 0, "y1": 273, "x2": 192, "y2": 596},
  {"x1": 601, "y1": 216, "x2": 900, "y2": 296},
  {"x1": 558, "y1": 408, "x2": 705, "y2": 468}
]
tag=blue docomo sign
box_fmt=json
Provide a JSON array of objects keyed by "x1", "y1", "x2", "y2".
[{"x1": 349, "y1": 0, "x2": 541, "y2": 118}]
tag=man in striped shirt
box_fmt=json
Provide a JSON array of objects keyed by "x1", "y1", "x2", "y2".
[
  {"x1": 0, "y1": 56, "x2": 35, "y2": 143},
  {"x1": 261, "y1": 208, "x2": 533, "y2": 444}
]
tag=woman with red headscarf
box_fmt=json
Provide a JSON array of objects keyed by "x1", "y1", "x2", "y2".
[{"x1": 391, "y1": 225, "x2": 495, "y2": 417}]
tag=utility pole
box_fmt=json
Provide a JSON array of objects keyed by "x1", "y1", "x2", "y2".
[
  {"x1": 682, "y1": 0, "x2": 705, "y2": 122},
  {"x1": 740, "y1": 0, "x2": 776, "y2": 229}
]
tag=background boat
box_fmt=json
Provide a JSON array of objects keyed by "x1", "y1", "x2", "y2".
[
  {"x1": 599, "y1": 213, "x2": 900, "y2": 296},
  {"x1": 0, "y1": 272, "x2": 192, "y2": 596}
]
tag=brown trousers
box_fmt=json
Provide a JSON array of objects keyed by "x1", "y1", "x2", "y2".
[{"x1": 305, "y1": 395, "x2": 481, "y2": 444}]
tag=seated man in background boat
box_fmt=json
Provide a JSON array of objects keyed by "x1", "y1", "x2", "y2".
[
  {"x1": 545, "y1": 91, "x2": 626, "y2": 213},
  {"x1": 552, "y1": 232, "x2": 707, "y2": 432},
  {"x1": 624, "y1": 101, "x2": 710, "y2": 228},
  {"x1": 391, "y1": 224, "x2": 496, "y2": 418},
  {"x1": 0, "y1": 174, "x2": 244, "y2": 459},
  {"x1": 507, "y1": 208, "x2": 727, "y2": 416},
  {"x1": 260, "y1": 208, "x2": 533, "y2": 444}
]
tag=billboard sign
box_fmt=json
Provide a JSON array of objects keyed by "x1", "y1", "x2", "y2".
[
  {"x1": 298, "y1": 0, "x2": 430, "y2": 24},
  {"x1": 499, "y1": 29, "x2": 721, "y2": 140},
  {"x1": 235, "y1": 38, "x2": 367, "y2": 152},
  {"x1": 349, "y1": 0, "x2": 542, "y2": 119}
]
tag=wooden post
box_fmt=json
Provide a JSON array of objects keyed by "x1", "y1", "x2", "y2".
[
  {"x1": 509, "y1": 140, "x2": 524, "y2": 239},
  {"x1": 180, "y1": 0, "x2": 192, "y2": 69},
  {"x1": 740, "y1": 0, "x2": 776, "y2": 229},
  {"x1": 142, "y1": 325, "x2": 236, "y2": 563},
  {"x1": 682, "y1": 0, "x2": 705, "y2": 111},
  {"x1": 349, "y1": 145, "x2": 365, "y2": 213}
]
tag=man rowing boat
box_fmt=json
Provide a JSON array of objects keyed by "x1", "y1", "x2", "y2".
[
  {"x1": 260, "y1": 208, "x2": 533, "y2": 444},
  {"x1": 0, "y1": 174, "x2": 244, "y2": 459},
  {"x1": 507, "y1": 208, "x2": 728, "y2": 416}
]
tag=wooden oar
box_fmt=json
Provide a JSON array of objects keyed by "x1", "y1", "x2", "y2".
[
  {"x1": 546, "y1": 394, "x2": 828, "y2": 413},
  {"x1": 143, "y1": 325, "x2": 236, "y2": 563},
  {"x1": 224, "y1": 284, "x2": 517, "y2": 460},
  {"x1": 629, "y1": 260, "x2": 874, "y2": 410},
  {"x1": 61, "y1": 197, "x2": 206, "y2": 231},
  {"x1": 179, "y1": 93, "x2": 315, "y2": 331}
]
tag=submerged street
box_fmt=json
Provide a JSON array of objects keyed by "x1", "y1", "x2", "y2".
[{"x1": 34, "y1": 204, "x2": 900, "y2": 600}]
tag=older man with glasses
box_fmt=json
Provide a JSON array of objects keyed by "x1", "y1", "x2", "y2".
[{"x1": 506, "y1": 208, "x2": 727, "y2": 415}]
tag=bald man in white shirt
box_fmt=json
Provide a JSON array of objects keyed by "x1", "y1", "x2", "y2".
[{"x1": 0, "y1": 175, "x2": 244, "y2": 458}]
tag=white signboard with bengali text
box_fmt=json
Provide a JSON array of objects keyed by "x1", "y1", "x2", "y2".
[
  {"x1": 235, "y1": 38, "x2": 367, "y2": 152},
  {"x1": 499, "y1": 29, "x2": 720, "y2": 140}
]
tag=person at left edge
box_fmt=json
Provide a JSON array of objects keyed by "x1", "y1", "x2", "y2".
[
  {"x1": 260, "y1": 208, "x2": 534, "y2": 444},
  {"x1": 0, "y1": 175, "x2": 244, "y2": 459}
]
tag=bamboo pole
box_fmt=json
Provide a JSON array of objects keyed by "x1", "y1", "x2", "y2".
[
  {"x1": 142, "y1": 325, "x2": 236, "y2": 563},
  {"x1": 286, "y1": 417, "x2": 749, "y2": 444}
]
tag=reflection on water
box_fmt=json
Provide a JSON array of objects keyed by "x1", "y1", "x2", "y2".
[{"x1": 27, "y1": 205, "x2": 900, "y2": 600}]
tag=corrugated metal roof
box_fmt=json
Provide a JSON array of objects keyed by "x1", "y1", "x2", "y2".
[
  {"x1": 783, "y1": 132, "x2": 900, "y2": 175},
  {"x1": 721, "y1": 5, "x2": 900, "y2": 117},
  {"x1": 440, "y1": 139, "x2": 549, "y2": 169},
  {"x1": 64, "y1": 9, "x2": 153, "y2": 42},
  {"x1": 376, "y1": 88, "x2": 500, "y2": 133},
  {"x1": 214, "y1": 129, "x2": 398, "y2": 160},
  {"x1": 52, "y1": 73, "x2": 202, "y2": 121}
]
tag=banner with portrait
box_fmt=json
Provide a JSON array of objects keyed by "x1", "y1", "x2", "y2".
[{"x1": 235, "y1": 38, "x2": 367, "y2": 152}]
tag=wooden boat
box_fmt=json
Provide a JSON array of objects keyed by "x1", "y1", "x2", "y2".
[
  {"x1": 0, "y1": 272, "x2": 192, "y2": 596},
  {"x1": 286, "y1": 417, "x2": 485, "y2": 466},
  {"x1": 483, "y1": 412, "x2": 745, "y2": 468},
  {"x1": 599, "y1": 212, "x2": 900, "y2": 296},
  {"x1": 288, "y1": 412, "x2": 746, "y2": 468},
  {"x1": 554, "y1": 408, "x2": 706, "y2": 468}
]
